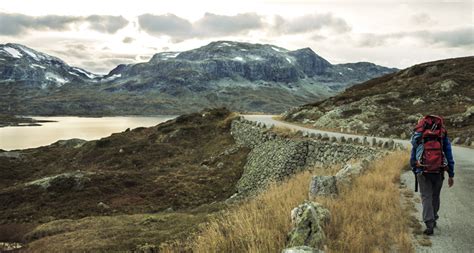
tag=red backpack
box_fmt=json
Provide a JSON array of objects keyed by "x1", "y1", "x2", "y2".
[{"x1": 414, "y1": 115, "x2": 447, "y2": 172}]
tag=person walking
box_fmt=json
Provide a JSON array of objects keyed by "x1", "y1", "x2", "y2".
[{"x1": 410, "y1": 115, "x2": 455, "y2": 236}]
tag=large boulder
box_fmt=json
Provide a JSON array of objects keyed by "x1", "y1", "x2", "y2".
[
  {"x1": 52, "y1": 138, "x2": 87, "y2": 148},
  {"x1": 308, "y1": 176, "x2": 338, "y2": 198},
  {"x1": 287, "y1": 201, "x2": 330, "y2": 249},
  {"x1": 25, "y1": 171, "x2": 92, "y2": 191}
]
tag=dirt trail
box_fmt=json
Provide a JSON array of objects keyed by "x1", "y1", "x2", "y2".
[{"x1": 244, "y1": 115, "x2": 474, "y2": 253}]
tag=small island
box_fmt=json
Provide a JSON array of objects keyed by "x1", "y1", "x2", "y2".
[{"x1": 0, "y1": 114, "x2": 56, "y2": 128}]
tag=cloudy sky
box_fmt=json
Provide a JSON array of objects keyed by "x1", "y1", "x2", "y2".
[{"x1": 0, "y1": 0, "x2": 472, "y2": 73}]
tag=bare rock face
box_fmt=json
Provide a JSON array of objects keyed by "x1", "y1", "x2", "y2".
[
  {"x1": 309, "y1": 175, "x2": 338, "y2": 198},
  {"x1": 287, "y1": 201, "x2": 330, "y2": 250}
]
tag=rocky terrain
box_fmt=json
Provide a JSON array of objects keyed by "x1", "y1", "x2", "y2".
[
  {"x1": 283, "y1": 57, "x2": 474, "y2": 144},
  {"x1": 0, "y1": 41, "x2": 396, "y2": 115},
  {"x1": 0, "y1": 108, "x2": 394, "y2": 251},
  {"x1": 0, "y1": 114, "x2": 55, "y2": 128},
  {"x1": 0, "y1": 108, "x2": 250, "y2": 251}
]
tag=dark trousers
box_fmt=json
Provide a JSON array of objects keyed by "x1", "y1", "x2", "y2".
[{"x1": 417, "y1": 172, "x2": 444, "y2": 228}]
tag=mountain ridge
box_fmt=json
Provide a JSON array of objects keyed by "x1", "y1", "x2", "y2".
[{"x1": 0, "y1": 41, "x2": 397, "y2": 115}]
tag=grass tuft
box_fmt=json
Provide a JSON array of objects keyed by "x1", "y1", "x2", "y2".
[
  {"x1": 162, "y1": 152, "x2": 414, "y2": 252},
  {"x1": 161, "y1": 166, "x2": 339, "y2": 252},
  {"x1": 318, "y1": 151, "x2": 414, "y2": 253}
]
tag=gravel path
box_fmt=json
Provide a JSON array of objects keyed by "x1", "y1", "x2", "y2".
[{"x1": 243, "y1": 115, "x2": 474, "y2": 253}]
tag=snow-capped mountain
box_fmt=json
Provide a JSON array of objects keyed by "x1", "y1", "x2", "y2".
[
  {"x1": 0, "y1": 43, "x2": 99, "y2": 89},
  {"x1": 103, "y1": 41, "x2": 395, "y2": 92},
  {"x1": 0, "y1": 41, "x2": 397, "y2": 115}
]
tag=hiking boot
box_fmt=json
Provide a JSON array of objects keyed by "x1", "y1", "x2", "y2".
[{"x1": 423, "y1": 228, "x2": 434, "y2": 236}]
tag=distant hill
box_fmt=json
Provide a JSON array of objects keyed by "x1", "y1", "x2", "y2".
[
  {"x1": 283, "y1": 57, "x2": 474, "y2": 143},
  {"x1": 0, "y1": 41, "x2": 396, "y2": 115}
]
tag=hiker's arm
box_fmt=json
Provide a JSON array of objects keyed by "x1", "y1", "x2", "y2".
[
  {"x1": 443, "y1": 135, "x2": 455, "y2": 178},
  {"x1": 410, "y1": 133, "x2": 418, "y2": 170}
]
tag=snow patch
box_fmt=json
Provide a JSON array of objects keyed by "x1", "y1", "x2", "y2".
[
  {"x1": 103, "y1": 74, "x2": 121, "y2": 81},
  {"x1": 347, "y1": 67, "x2": 353, "y2": 71},
  {"x1": 3, "y1": 47, "x2": 22, "y2": 58},
  {"x1": 218, "y1": 42, "x2": 232, "y2": 47},
  {"x1": 163, "y1": 52, "x2": 180, "y2": 58},
  {"x1": 31, "y1": 64, "x2": 46, "y2": 69},
  {"x1": 18, "y1": 46, "x2": 41, "y2": 61},
  {"x1": 68, "y1": 71, "x2": 80, "y2": 77},
  {"x1": 45, "y1": 72, "x2": 68, "y2": 86},
  {"x1": 249, "y1": 55, "x2": 263, "y2": 61},
  {"x1": 233, "y1": 56, "x2": 245, "y2": 62},
  {"x1": 286, "y1": 57, "x2": 292, "y2": 63},
  {"x1": 338, "y1": 72, "x2": 343, "y2": 75},
  {"x1": 73, "y1": 67, "x2": 97, "y2": 79},
  {"x1": 240, "y1": 48, "x2": 248, "y2": 51},
  {"x1": 272, "y1": 46, "x2": 283, "y2": 52}
]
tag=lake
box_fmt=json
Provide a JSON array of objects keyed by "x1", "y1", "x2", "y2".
[{"x1": 0, "y1": 116, "x2": 175, "y2": 151}]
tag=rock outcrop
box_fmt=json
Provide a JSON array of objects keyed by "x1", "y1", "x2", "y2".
[
  {"x1": 308, "y1": 176, "x2": 338, "y2": 197},
  {"x1": 286, "y1": 201, "x2": 330, "y2": 250}
]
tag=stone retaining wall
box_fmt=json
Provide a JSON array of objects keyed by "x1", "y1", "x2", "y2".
[{"x1": 231, "y1": 118, "x2": 386, "y2": 196}]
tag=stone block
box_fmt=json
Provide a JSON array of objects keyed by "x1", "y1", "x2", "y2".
[
  {"x1": 309, "y1": 175, "x2": 338, "y2": 198},
  {"x1": 287, "y1": 201, "x2": 330, "y2": 250}
]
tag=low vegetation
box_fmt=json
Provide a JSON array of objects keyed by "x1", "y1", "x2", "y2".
[
  {"x1": 160, "y1": 166, "x2": 340, "y2": 252},
  {"x1": 284, "y1": 57, "x2": 474, "y2": 140},
  {"x1": 161, "y1": 152, "x2": 414, "y2": 252},
  {"x1": 319, "y1": 151, "x2": 413, "y2": 252},
  {"x1": 0, "y1": 108, "x2": 250, "y2": 251}
]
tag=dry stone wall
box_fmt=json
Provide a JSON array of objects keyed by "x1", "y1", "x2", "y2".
[{"x1": 231, "y1": 118, "x2": 383, "y2": 196}]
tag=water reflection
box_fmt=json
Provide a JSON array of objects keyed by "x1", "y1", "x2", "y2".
[{"x1": 0, "y1": 116, "x2": 175, "y2": 151}]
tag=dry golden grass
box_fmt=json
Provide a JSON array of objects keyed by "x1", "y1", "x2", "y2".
[
  {"x1": 162, "y1": 152, "x2": 414, "y2": 253},
  {"x1": 317, "y1": 151, "x2": 414, "y2": 253},
  {"x1": 219, "y1": 112, "x2": 240, "y2": 128},
  {"x1": 270, "y1": 125, "x2": 299, "y2": 138},
  {"x1": 160, "y1": 166, "x2": 340, "y2": 253}
]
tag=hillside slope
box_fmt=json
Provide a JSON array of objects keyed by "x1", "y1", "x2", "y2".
[
  {"x1": 0, "y1": 108, "x2": 249, "y2": 251},
  {"x1": 283, "y1": 57, "x2": 474, "y2": 142}
]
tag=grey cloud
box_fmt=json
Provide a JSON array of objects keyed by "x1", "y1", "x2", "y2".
[
  {"x1": 138, "y1": 12, "x2": 263, "y2": 41},
  {"x1": 122, "y1": 37, "x2": 135, "y2": 43},
  {"x1": 194, "y1": 12, "x2": 264, "y2": 36},
  {"x1": 420, "y1": 28, "x2": 474, "y2": 47},
  {"x1": 138, "y1": 12, "x2": 347, "y2": 41},
  {"x1": 85, "y1": 15, "x2": 129, "y2": 33},
  {"x1": 410, "y1": 13, "x2": 436, "y2": 25},
  {"x1": 0, "y1": 13, "x2": 77, "y2": 35},
  {"x1": 138, "y1": 13, "x2": 192, "y2": 39},
  {"x1": 357, "y1": 27, "x2": 474, "y2": 48},
  {"x1": 273, "y1": 13, "x2": 351, "y2": 34},
  {"x1": 0, "y1": 12, "x2": 128, "y2": 35},
  {"x1": 311, "y1": 34, "x2": 327, "y2": 41}
]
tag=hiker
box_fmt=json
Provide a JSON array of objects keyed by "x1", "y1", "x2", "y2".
[{"x1": 410, "y1": 115, "x2": 455, "y2": 235}]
